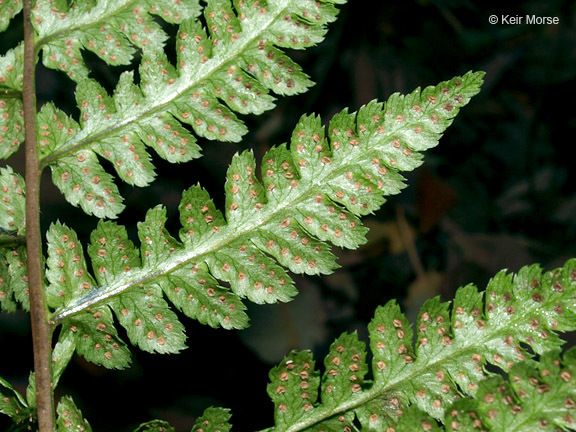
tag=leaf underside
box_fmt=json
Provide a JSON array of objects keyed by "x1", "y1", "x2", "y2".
[
  {"x1": 0, "y1": 167, "x2": 29, "y2": 313},
  {"x1": 133, "y1": 260, "x2": 576, "y2": 432},
  {"x1": 8, "y1": 0, "x2": 347, "y2": 218},
  {"x1": 261, "y1": 259, "x2": 576, "y2": 432},
  {"x1": 56, "y1": 396, "x2": 92, "y2": 432},
  {"x1": 0, "y1": 43, "x2": 24, "y2": 160},
  {"x1": 44, "y1": 72, "x2": 484, "y2": 368}
]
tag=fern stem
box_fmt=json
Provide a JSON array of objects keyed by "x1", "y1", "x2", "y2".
[{"x1": 23, "y1": 0, "x2": 55, "y2": 430}]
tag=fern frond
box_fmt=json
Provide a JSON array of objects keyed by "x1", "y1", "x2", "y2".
[
  {"x1": 34, "y1": 0, "x2": 346, "y2": 218},
  {"x1": 261, "y1": 259, "x2": 576, "y2": 432},
  {"x1": 0, "y1": 43, "x2": 24, "y2": 160},
  {"x1": 0, "y1": 167, "x2": 29, "y2": 313},
  {"x1": 47, "y1": 73, "x2": 483, "y2": 365}
]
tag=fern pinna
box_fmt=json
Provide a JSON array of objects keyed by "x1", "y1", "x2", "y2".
[
  {"x1": 37, "y1": 72, "x2": 483, "y2": 368},
  {"x1": 258, "y1": 260, "x2": 576, "y2": 432}
]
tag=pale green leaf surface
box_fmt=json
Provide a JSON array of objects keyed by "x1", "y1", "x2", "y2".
[
  {"x1": 36, "y1": 0, "x2": 344, "y2": 217},
  {"x1": 161, "y1": 265, "x2": 249, "y2": 329},
  {"x1": 52, "y1": 330, "x2": 76, "y2": 388},
  {"x1": 0, "y1": 167, "x2": 25, "y2": 235},
  {"x1": 49, "y1": 73, "x2": 483, "y2": 335},
  {"x1": 37, "y1": 104, "x2": 128, "y2": 218},
  {"x1": 34, "y1": 0, "x2": 201, "y2": 80},
  {"x1": 257, "y1": 259, "x2": 576, "y2": 432},
  {"x1": 0, "y1": 376, "x2": 28, "y2": 423},
  {"x1": 206, "y1": 241, "x2": 297, "y2": 304},
  {"x1": 0, "y1": 245, "x2": 29, "y2": 312},
  {"x1": 137, "y1": 205, "x2": 181, "y2": 268},
  {"x1": 267, "y1": 351, "x2": 320, "y2": 429},
  {"x1": 190, "y1": 407, "x2": 232, "y2": 432},
  {"x1": 0, "y1": 43, "x2": 24, "y2": 159},
  {"x1": 391, "y1": 406, "x2": 441, "y2": 432},
  {"x1": 420, "y1": 348, "x2": 576, "y2": 432},
  {"x1": 46, "y1": 222, "x2": 98, "y2": 309},
  {"x1": 4, "y1": 246, "x2": 29, "y2": 310},
  {"x1": 111, "y1": 284, "x2": 187, "y2": 354},
  {"x1": 0, "y1": 0, "x2": 22, "y2": 32},
  {"x1": 87, "y1": 220, "x2": 140, "y2": 286},
  {"x1": 0, "y1": 257, "x2": 17, "y2": 313},
  {"x1": 86, "y1": 221, "x2": 187, "y2": 353},
  {"x1": 56, "y1": 396, "x2": 92, "y2": 432},
  {"x1": 24, "y1": 373, "x2": 35, "y2": 412},
  {"x1": 139, "y1": 209, "x2": 248, "y2": 330},
  {"x1": 133, "y1": 420, "x2": 175, "y2": 432},
  {"x1": 321, "y1": 333, "x2": 368, "y2": 407},
  {"x1": 59, "y1": 305, "x2": 132, "y2": 369},
  {"x1": 50, "y1": 149, "x2": 125, "y2": 219}
]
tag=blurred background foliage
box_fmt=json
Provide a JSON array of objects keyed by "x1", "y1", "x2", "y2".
[{"x1": 2, "y1": 0, "x2": 576, "y2": 430}]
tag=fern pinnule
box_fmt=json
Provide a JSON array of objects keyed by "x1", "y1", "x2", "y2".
[
  {"x1": 44, "y1": 72, "x2": 483, "y2": 369},
  {"x1": 56, "y1": 396, "x2": 92, "y2": 432},
  {"x1": 0, "y1": 1, "x2": 22, "y2": 33},
  {"x1": 0, "y1": 168, "x2": 29, "y2": 313},
  {"x1": 0, "y1": 376, "x2": 29, "y2": 425},
  {"x1": 29, "y1": 0, "x2": 346, "y2": 219}
]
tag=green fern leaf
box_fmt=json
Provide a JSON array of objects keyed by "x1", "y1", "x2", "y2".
[
  {"x1": 446, "y1": 348, "x2": 576, "y2": 432},
  {"x1": 268, "y1": 260, "x2": 576, "y2": 431},
  {"x1": 52, "y1": 329, "x2": 76, "y2": 389},
  {"x1": 0, "y1": 0, "x2": 22, "y2": 32},
  {"x1": 397, "y1": 347, "x2": 576, "y2": 432},
  {"x1": 0, "y1": 167, "x2": 26, "y2": 236},
  {"x1": 47, "y1": 73, "x2": 483, "y2": 365},
  {"x1": 0, "y1": 244, "x2": 30, "y2": 312},
  {"x1": 133, "y1": 419, "x2": 175, "y2": 432},
  {"x1": 56, "y1": 396, "x2": 92, "y2": 432},
  {"x1": 190, "y1": 407, "x2": 232, "y2": 432},
  {"x1": 59, "y1": 306, "x2": 132, "y2": 369},
  {"x1": 0, "y1": 43, "x2": 24, "y2": 159},
  {"x1": 268, "y1": 350, "x2": 320, "y2": 429},
  {"x1": 87, "y1": 220, "x2": 187, "y2": 354},
  {"x1": 46, "y1": 222, "x2": 99, "y2": 309},
  {"x1": 34, "y1": 0, "x2": 202, "y2": 80},
  {"x1": 0, "y1": 376, "x2": 29, "y2": 424},
  {"x1": 45, "y1": 222, "x2": 132, "y2": 367},
  {"x1": 34, "y1": 0, "x2": 345, "y2": 218},
  {"x1": 139, "y1": 206, "x2": 250, "y2": 329},
  {"x1": 321, "y1": 333, "x2": 368, "y2": 406},
  {"x1": 257, "y1": 259, "x2": 576, "y2": 432},
  {"x1": 0, "y1": 168, "x2": 29, "y2": 312}
]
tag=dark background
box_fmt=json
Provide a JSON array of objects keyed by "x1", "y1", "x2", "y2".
[{"x1": 2, "y1": 0, "x2": 576, "y2": 430}]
